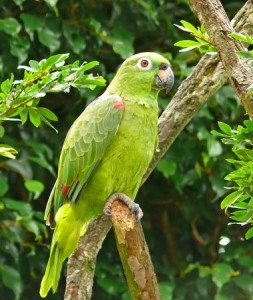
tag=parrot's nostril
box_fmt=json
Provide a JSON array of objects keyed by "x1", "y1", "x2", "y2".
[{"x1": 159, "y1": 63, "x2": 169, "y2": 71}]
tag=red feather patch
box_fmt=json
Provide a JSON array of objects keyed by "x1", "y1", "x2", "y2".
[
  {"x1": 61, "y1": 185, "x2": 70, "y2": 198},
  {"x1": 113, "y1": 97, "x2": 125, "y2": 110}
]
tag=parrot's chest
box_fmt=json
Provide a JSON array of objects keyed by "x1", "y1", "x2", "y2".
[{"x1": 100, "y1": 105, "x2": 158, "y2": 197}]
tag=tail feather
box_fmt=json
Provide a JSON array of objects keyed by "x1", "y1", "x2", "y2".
[
  {"x1": 40, "y1": 203, "x2": 90, "y2": 297},
  {"x1": 40, "y1": 246, "x2": 64, "y2": 298}
]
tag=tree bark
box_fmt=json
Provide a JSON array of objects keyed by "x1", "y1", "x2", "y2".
[
  {"x1": 64, "y1": 1, "x2": 253, "y2": 299},
  {"x1": 64, "y1": 216, "x2": 111, "y2": 299},
  {"x1": 110, "y1": 200, "x2": 160, "y2": 300},
  {"x1": 189, "y1": 0, "x2": 253, "y2": 118}
]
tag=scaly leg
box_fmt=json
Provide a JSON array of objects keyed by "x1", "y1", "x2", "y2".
[{"x1": 103, "y1": 193, "x2": 143, "y2": 221}]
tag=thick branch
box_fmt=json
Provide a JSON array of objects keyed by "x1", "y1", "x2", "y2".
[
  {"x1": 64, "y1": 216, "x2": 111, "y2": 299},
  {"x1": 110, "y1": 200, "x2": 160, "y2": 300},
  {"x1": 189, "y1": 0, "x2": 253, "y2": 117},
  {"x1": 65, "y1": 2, "x2": 253, "y2": 299}
]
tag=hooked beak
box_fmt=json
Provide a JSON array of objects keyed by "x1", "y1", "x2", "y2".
[{"x1": 153, "y1": 63, "x2": 174, "y2": 93}]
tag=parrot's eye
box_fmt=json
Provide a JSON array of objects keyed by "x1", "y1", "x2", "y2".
[{"x1": 136, "y1": 58, "x2": 152, "y2": 70}]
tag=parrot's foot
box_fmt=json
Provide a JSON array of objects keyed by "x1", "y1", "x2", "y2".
[{"x1": 103, "y1": 193, "x2": 143, "y2": 221}]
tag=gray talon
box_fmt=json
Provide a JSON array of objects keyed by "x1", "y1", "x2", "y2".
[
  {"x1": 103, "y1": 207, "x2": 112, "y2": 216},
  {"x1": 103, "y1": 192, "x2": 143, "y2": 221}
]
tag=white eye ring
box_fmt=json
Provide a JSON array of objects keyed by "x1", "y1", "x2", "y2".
[{"x1": 136, "y1": 57, "x2": 152, "y2": 70}]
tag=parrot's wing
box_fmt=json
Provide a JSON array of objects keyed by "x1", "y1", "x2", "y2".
[{"x1": 45, "y1": 94, "x2": 124, "y2": 224}]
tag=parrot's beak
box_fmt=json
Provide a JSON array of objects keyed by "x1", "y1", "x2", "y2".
[{"x1": 154, "y1": 63, "x2": 174, "y2": 93}]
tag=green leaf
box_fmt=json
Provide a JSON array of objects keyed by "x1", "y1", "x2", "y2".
[
  {"x1": 159, "y1": 282, "x2": 174, "y2": 300},
  {"x1": 38, "y1": 27, "x2": 61, "y2": 53},
  {"x1": 12, "y1": 0, "x2": 26, "y2": 6},
  {"x1": 29, "y1": 60, "x2": 39, "y2": 69},
  {"x1": 28, "y1": 108, "x2": 41, "y2": 127},
  {"x1": 20, "y1": 217, "x2": 41, "y2": 239},
  {"x1": 218, "y1": 121, "x2": 233, "y2": 135},
  {"x1": 207, "y1": 138, "x2": 223, "y2": 157},
  {"x1": 234, "y1": 274, "x2": 253, "y2": 293},
  {"x1": 122, "y1": 292, "x2": 131, "y2": 300},
  {"x1": 96, "y1": 266, "x2": 126, "y2": 295},
  {"x1": 1, "y1": 75, "x2": 14, "y2": 94},
  {"x1": 174, "y1": 40, "x2": 200, "y2": 48},
  {"x1": 237, "y1": 50, "x2": 253, "y2": 61},
  {"x1": 39, "y1": 116, "x2": 57, "y2": 132},
  {"x1": 229, "y1": 32, "x2": 247, "y2": 42},
  {"x1": 10, "y1": 36, "x2": 30, "y2": 64},
  {"x1": 44, "y1": 0, "x2": 58, "y2": 7},
  {"x1": 230, "y1": 208, "x2": 253, "y2": 223},
  {"x1": 89, "y1": 18, "x2": 102, "y2": 33},
  {"x1": 234, "y1": 148, "x2": 253, "y2": 161},
  {"x1": 243, "y1": 119, "x2": 253, "y2": 131},
  {"x1": 199, "y1": 265, "x2": 212, "y2": 278},
  {"x1": 0, "y1": 144, "x2": 18, "y2": 159},
  {"x1": 63, "y1": 24, "x2": 86, "y2": 55},
  {"x1": 20, "y1": 13, "x2": 44, "y2": 31},
  {"x1": 43, "y1": 53, "x2": 69, "y2": 69},
  {"x1": 20, "y1": 109, "x2": 28, "y2": 125},
  {"x1": 38, "y1": 107, "x2": 58, "y2": 121},
  {"x1": 107, "y1": 27, "x2": 134, "y2": 59},
  {"x1": 212, "y1": 263, "x2": 232, "y2": 289},
  {"x1": 3, "y1": 198, "x2": 32, "y2": 216},
  {"x1": 0, "y1": 18, "x2": 21, "y2": 36},
  {"x1": 1, "y1": 265, "x2": 24, "y2": 300},
  {"x1": 179, "y1": 20, "x2": 197, "y2": 33},
  {"x1": 24, "y1": 179, "x2": 44, "y2": 199},
  {"x1": 156, "y1": 158, "x2": 177, "y2": 178},
  {"x1": 229, "y1": 32, "x2": 253, "y2": 44},
  {"x1": 0, "y1": 125, "x2": 5, "y2": 138},
  {"x1": 0, "y1": 176, "x2": 9, "y2": 197},
  {"x1": 174, "y1": 24, "x2": 192, "y2": 33},
  {"x1": 221, "y1": 191, "x2": 249, "y2": 209},
  {"x1": 28, "y1": 156, "x2": 56, "y2": 176},
  {"x1": 245, "y1": 227, "x2": 253, "y2": 240},
  {"x1": 209, "y1": 174, "x2": 227, "y2": 197},
  {"x1": 77, "y1": 61, "x2": 99, "y2": 73},
  {"x1": 214, "y1": 294, "x2": 229, "y2": 300}
]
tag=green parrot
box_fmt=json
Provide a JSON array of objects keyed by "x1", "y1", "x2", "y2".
[{"x1": 40, "y1": 52, "x2": 174, "y2": 297}]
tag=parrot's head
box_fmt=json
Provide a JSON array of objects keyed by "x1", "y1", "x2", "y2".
[{"x1": 107, "y1": 52, "x2": 174, "y2": 97}]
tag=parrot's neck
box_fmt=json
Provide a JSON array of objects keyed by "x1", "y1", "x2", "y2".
[{"x1": 106, "y1": 78, "x2": 159, "y2": 108}]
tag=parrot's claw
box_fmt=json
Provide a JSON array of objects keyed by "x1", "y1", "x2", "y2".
[{"x1": 103, "y1": 192, "x2": 143, "y2": 221}]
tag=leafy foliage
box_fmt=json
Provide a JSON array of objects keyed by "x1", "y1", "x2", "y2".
[
  {"x1": 0, "y1": 54, "x2": 105, "y2": 158},
  {"x1": 174, "y1": 20, "x2": 216, "y2": 53},
  {"x1": 212, "y1": 120, "x2": 253, "y2": 239},
  {"x1": 210, "y1": 32, "x2": 253, "y2": 241}
]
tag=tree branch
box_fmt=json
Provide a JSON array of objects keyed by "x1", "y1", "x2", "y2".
[
  {"x1": 64, "y1": 216, "x2": 111, "y2": 299},
  {"x1": 64, "y1": 2, "x2": 253, "y2": 299},
  {"x1": 110, "y1": 200, "x2": 160, "y2": 300},
  {"x1": 189, "y1": 0, "x2": 253, "y2": 117}
]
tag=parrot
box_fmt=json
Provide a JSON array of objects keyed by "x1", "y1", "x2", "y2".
[{"x1": 39, "y1": 52, "x2": 174, "y2": 297}]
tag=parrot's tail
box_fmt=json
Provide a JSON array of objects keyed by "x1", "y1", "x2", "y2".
[
  {"x1": 40, "y1": 203, "x2": 91, "y2": 297},
  {"x1": 39, "y1": 245, "x2": 64, "y2": 298}
]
